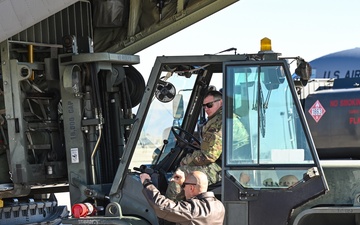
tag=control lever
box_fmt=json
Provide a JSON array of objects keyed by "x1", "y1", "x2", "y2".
[
  {"x1": 154, "y1": 139, "x2": 168, "y2": 165},
  {"x1": 133, "y1": 164, "x2": 162, "y2": 189}
]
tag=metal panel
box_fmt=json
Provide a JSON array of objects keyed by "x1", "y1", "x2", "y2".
[
  {"x1": 108, "y1": 0, "x2": 239, "y2": 54},
  {"x1": 0, "y1": 0, "x2": 79, "y2": 43},
  {"x1": 8, "y1": 1, "x2": 92, "y2": 46}
]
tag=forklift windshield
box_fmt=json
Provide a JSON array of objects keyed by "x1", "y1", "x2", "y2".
[{"x1": 223, "y1": 62, "x2": 316, "y2": 189}]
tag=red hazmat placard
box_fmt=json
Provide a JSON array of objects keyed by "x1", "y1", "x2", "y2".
[{"x1": 308, "y1": 100, "x2": 326, "y2": 123}]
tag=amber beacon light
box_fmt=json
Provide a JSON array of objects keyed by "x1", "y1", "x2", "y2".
[{"x1": 260, "y1": 37, "x2": 272, "y2": 51}]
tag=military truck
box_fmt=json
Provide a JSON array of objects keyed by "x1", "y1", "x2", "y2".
[
  {"x1": 291, "y1": 76, "x2": 360, "y2": 225},
  {"x1": 131, "y1": 40, "x2": 330, "y2": 225},
  {"x1": 137, "y1": 41, "x2": 360, "y2": 225}
]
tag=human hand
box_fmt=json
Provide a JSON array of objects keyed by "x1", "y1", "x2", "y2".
[
  {"x1": 140, "y1": 173, "x2": 151, "y2": 184},
  {"x1": 170, "y1": 169, "x2": 185, "y2": 185}
]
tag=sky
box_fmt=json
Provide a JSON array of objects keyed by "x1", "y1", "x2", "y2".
[{"x1": 134, "y1": 0, "x2": 360, "y2": 79}]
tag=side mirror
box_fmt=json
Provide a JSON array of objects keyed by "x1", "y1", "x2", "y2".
[
  {"x1": 172, "y1": 94, "x2": 184, "y2": 119},
  {"x1": 295, "y1": 59, "x2": 312, "y2": 86}
]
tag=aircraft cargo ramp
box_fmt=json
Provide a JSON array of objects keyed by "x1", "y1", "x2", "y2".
[
  {"x1": 0, "y1": 0, "x2": 238, "y2": 54},
  {"x1": 0, "y1": 0, "x2": 78, "y2": 43}
]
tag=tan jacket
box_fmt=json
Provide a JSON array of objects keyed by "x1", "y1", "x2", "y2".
[{"x1": 142, "y1": 184, "x2": 225, "y2": 225}]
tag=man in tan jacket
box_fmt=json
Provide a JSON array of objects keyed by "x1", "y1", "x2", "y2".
[{"x1": 140, "y1": 170, "x2": 225, "y2": 225}]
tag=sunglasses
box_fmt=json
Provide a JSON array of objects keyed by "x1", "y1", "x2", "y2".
[
  {"x1": 202, "y1": 99, "x2": 221, "y2": 109},
  {"x1": 181, "y1": 182, "x2": 197, "y2": 189}
]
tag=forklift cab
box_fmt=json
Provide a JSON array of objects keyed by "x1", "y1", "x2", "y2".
[{"x1": 114, "y1": 41, "x2": 328, "y2": 225}]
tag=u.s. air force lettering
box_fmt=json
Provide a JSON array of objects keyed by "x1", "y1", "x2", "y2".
[{"x1": 321, "y1": 69, "x2": 360, "y2": 79}]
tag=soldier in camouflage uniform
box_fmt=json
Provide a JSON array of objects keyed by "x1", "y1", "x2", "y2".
[{"x1": 166, "y1": 90, "x2": 249, "y2": 200}]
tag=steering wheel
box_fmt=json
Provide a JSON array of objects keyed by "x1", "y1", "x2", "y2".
[{"x1": 171, "y1": 126, "x2": 201, "y2": 150}]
